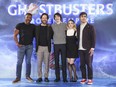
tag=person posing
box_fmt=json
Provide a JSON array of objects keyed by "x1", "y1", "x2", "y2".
[
  {"x1": 35, "y1": 13, "x2": 53, "y2": 82},
  {"x1": 77, "y1": 12, "x2": 96, "y2": 85},
  {"x1": 52, "y1": 13, "x2": 68, "y2": 82},
  {"x1": 13, "y1": 13, "x2": 35, "y2": 83},
  {"x1": 66, "y1": 19, "x2": 78, "y2": 82}
]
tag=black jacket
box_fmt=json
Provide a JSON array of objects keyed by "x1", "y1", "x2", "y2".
[
  {"x1": 77, "y1": 23, "x2": 96, "y2": 50},
  {"x1": 35, "y1": 24, "x2": 53, "y2": 52}
]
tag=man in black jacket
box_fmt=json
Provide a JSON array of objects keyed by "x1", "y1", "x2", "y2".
[
  {"x1": 77, "y1": 12, "x2": 96, "y2": 85},
  {"x1": 35, "y1": 13, "x2": 53, "y2": 82}
]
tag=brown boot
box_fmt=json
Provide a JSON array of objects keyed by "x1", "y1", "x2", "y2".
[{"x1": 12, "y1": 78, "x2": 20, "y2": 83}]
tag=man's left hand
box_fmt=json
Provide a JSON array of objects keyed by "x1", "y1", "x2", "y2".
[{"x1": 89, "y1": 48, "x2": 94, "y2": 56}]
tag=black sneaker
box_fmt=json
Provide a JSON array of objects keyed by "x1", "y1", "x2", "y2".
[
  {"x1": 26, "y1": 77, "x2": 33, "y2": 82},
  {"x1": 63, "y1": 79, "x2": 68, "y2": 82},
  {"x1": 36, "y1": 78, "x2": 42, "y2": 83},
  {"x1": 54, "y1": 79, "x2": 60, "y2": 82},
  {"x1": 12, "y1": 78, "x2": 20, "y2": 83},
  {"x1": 44, "y1": 78, "x2": 49, "y2": 82}
]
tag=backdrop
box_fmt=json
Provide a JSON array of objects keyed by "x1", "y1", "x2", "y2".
[{"x1": 0, "y1": 0, "x2": 116, "y2": 78}]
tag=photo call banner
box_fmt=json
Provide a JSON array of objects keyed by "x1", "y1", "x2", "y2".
[{"x1": 0, "y1": 0, "x2": 116, "y2": 78}]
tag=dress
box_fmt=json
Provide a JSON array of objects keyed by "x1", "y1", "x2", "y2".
[{"x1": 66, "y1": 29, "x2": 78, "y2": 58}]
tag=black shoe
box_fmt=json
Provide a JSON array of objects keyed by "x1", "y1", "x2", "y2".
[
  {"x1": 36, "y1": 78, "x2": 42, "y2": 83},
  {"x1": 12, "y1": 78, "x2": 20, "y2": 83},
  {"x1": 73, "y1": 78, "x2": 77, "y2": 82},
  {"x1": 73, "y1": 75, "x2": 78, "y2": 82},
  {"x1": 63, "y1": 79, "x2": 68, "y2": 82},
  {"x1": 44, "y1": 78, "x2": 49, "y2": 82},
  {"x1": 73, "y1": 79, "x2": 77, "y2": 82},
  {"x1": 54, "y1": 79, "x2": 60, "y2": 82}
]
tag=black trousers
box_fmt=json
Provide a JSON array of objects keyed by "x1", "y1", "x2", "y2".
[
  {"x1": 79, "y1": 50, "x2": 93, "y2": 79},
  {"x1": 54, "y1": 44, "x2": 67, "y2": 80}
]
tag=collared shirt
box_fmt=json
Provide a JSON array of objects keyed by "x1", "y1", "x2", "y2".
[{"x1": 79, "y1": 22, "x2": 87, "y2": 50}]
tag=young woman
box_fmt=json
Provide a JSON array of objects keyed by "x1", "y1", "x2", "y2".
[{"x1": 66, "y1": 19, "x2": 78, "y2": 82}]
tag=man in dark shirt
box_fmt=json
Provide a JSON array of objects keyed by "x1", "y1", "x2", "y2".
[
  {"x1": 12, "y1": 13, "x2": 35, "y2": 83},
  {"x1": 35, "y1": 13, "x2": 53, "y2": 82}
]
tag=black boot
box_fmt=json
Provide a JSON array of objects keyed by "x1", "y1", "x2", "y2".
[
  {"x1": 71, "y1": 63, "x2": 78, "y2": 82},
  {"x1": 68, "y1": 63, "x2": 73, "y2": 82}
]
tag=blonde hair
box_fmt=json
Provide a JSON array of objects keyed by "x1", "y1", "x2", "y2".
[{"x1": 67, "y1": 19, "x2": 77, "y2": 31}]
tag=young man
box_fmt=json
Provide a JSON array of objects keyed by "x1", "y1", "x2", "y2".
[
  {"x1": 13, "y1": 13, "x2": 35, "y2": 83},
  {"x1": 35, "y1": 13, "x2": 53, "y2": 82},
  {"x1": 77, "y1": 12, "x2": 96, "y2": 85},
  {"x1": 52, "y1": 13, "x2": 68, "y2": 82}
]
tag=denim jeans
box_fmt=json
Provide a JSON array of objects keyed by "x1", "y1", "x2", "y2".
[{"x1": 16, "y1": 45, "x2": 33, "y2": 79}]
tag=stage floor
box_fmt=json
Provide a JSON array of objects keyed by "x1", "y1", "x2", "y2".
[{"x1": 0, "y1": 78, "x2": 116, "y2": 87}]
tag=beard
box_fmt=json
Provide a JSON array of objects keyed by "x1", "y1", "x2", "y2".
[{"x1": 41, "y1": 20, "x2": 47, "y2": 24}]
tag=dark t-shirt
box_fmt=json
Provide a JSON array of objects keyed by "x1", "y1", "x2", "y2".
[
  {"x1": 16, "y1": 22, "x2": 35, "y2": 45},
  {"x1": 39, "y1": 25, "x2": 48, "y2": 46}
]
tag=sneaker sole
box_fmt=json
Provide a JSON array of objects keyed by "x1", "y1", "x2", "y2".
[
  {"x1": 87, "y1": 83, "x2": 93, "y2": 85},
  {"x1": 27, "y1": 80, "x2": 33, "y2": 83},
  {"x1": 80, "y1": 82, "x2": 86, "y2": 84}
]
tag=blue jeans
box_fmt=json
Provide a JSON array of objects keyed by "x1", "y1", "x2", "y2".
[{"x1": 16, "y1": 45, "x2": 33, "y2": 79}]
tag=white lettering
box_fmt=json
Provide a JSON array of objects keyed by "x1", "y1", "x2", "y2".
[
  {"x1": 106, "y1": 4, "x2": 113, "y2": 15},
  {"x1": 88, "y1": 4, "x2": 96, "y2": 15},
  {"x1": 39, "y1": 4, "x2": 46, "y2": 15},
  {"x1": 73, "y1": 4, "x2": 80, "y2": 15},
  {"x1": 63, "y1": 4, "x2": 72, "y2": 15},
  {"x1": 54, "y1": 4, "x2": 62, "y2": 14},
  {"x1": 8, "y1": 5, "x2": 17, "y2": 15}
]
